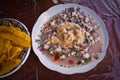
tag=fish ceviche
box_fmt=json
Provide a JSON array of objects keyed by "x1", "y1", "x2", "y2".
[{"x1": 36, "y1": 7, "x2": 103, "y2": 68}]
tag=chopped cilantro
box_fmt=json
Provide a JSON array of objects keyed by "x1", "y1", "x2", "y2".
[
  {"x1": 85, "y1": 57, "x2": 91, "y2": 64},
  {"x1": 84, "y1": 38, "x2": 89, "y2": 43},
  {"x1": 77, "y1": 60, "x2": 82, "y2": 65}
]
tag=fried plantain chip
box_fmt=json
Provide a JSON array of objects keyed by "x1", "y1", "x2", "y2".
[
  {"x1": 0, "y1": 59, "x2": 21, "y2": 75},
  {"x1": 0, "y1": 54, "x2": 7, "y2": 63},
  {"x1": 0, "y1": 37, "x2": 11, "y2": 53},
  {"x1": 8, "y1": 46, "x2": 23, "y2": 59}
]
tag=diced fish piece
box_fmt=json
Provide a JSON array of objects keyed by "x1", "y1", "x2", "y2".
[
  {"x1": 55, "y1": 46, "x2": 62, "y2": 52},
  {"x1": 60, "y1": 55, "x2": 66, "y2": 59},
  {"x1": 44, "y1": 44, "x2": 50, "y2": 49},
  {"x1": 83, "y1": 53, "x2": 90, "y2": 58}
]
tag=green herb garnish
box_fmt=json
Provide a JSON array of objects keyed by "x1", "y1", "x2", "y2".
[
  {"x1": 84, "y1": 38, "x2": 89, "y2": 43},
  {"x1": 77, "y1": 60, "x2": 82, "y2": 65},
  {"x1": 85, "y1": 57, "x2": 91, "y2": 64}
]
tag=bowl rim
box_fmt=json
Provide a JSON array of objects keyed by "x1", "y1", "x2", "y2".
[{"x1": 0, "y1": 18, "x2": 31, "y2": 78}]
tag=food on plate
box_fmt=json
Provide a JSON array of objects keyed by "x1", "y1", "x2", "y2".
[
  {"x1": 36, "y1": 7, "x2": 103, "y2": 67},
  {"x1": 0, "y1": 21, "x2": 31, "y2": 75}
]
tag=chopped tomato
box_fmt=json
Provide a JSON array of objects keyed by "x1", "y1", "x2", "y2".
[
  {"x1": 68, "y1": 59, "x2": 74, "y2": 64},
  {"x1": 53, "y1": 53, "x2": 60, "y2": 61},
  {"x1": 80, "y1": 47, "x2": 83, "y2": 51},
  {"x1": 79, "y1": 44, "x2": 83, "y2": 51},
  {"x1": 79, "y1": 44, "x2": 82, "y2": 47}
]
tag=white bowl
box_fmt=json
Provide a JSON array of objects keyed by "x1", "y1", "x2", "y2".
[
  {"x1": 32, "y1": 3, "x2": 109, "y2": 75},
  {"x1": 0, "y1": 18, "x2": 31, "y2": 78}
]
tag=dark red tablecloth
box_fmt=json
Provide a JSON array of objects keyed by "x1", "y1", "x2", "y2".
[{"x1": 0, "y1": 0, "x2": 120, "y2": 80}]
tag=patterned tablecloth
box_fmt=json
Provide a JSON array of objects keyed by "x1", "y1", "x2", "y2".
[{"x1": 0, "y1": 0, "x2": 120, "y2": 80}]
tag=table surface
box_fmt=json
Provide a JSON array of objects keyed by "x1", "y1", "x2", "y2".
[{"x1": 0, "y1": 0, "x2": 120, "y2": 80}]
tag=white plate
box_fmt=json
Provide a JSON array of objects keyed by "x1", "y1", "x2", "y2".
[
  {"x1": 32, "y1": 3, "x2": 109, "y2": 74},
  {"x1": 0, "y1": 18, "x2": 31, "y2": 78}
]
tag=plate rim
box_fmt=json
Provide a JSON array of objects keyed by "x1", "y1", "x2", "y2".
[{"x1": 32, "y1": 3, "x2": 109, "y2": 74}]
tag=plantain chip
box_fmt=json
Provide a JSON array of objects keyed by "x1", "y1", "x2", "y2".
[
  {"x1": 0, "y1": 32, "x2": 31, "y2": 47},
  {"x1": 0, "y1": 54, "x2": 7, "y2": 63},
  {"x1": 0, "y1": 37, "x2": 11, "y2": 53},
  {"x1": 0, "y1": 59, "x2": 21, "y2": 75},
  {"x1": 0, "y1": 26, "x2": 30, "y2": 41},
  {"x1": 7, "y1": 44, "x2": 13, "y2": 58},
  {"x1": 8, "y1": 46, "x2": 23, "y2": 59}
]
